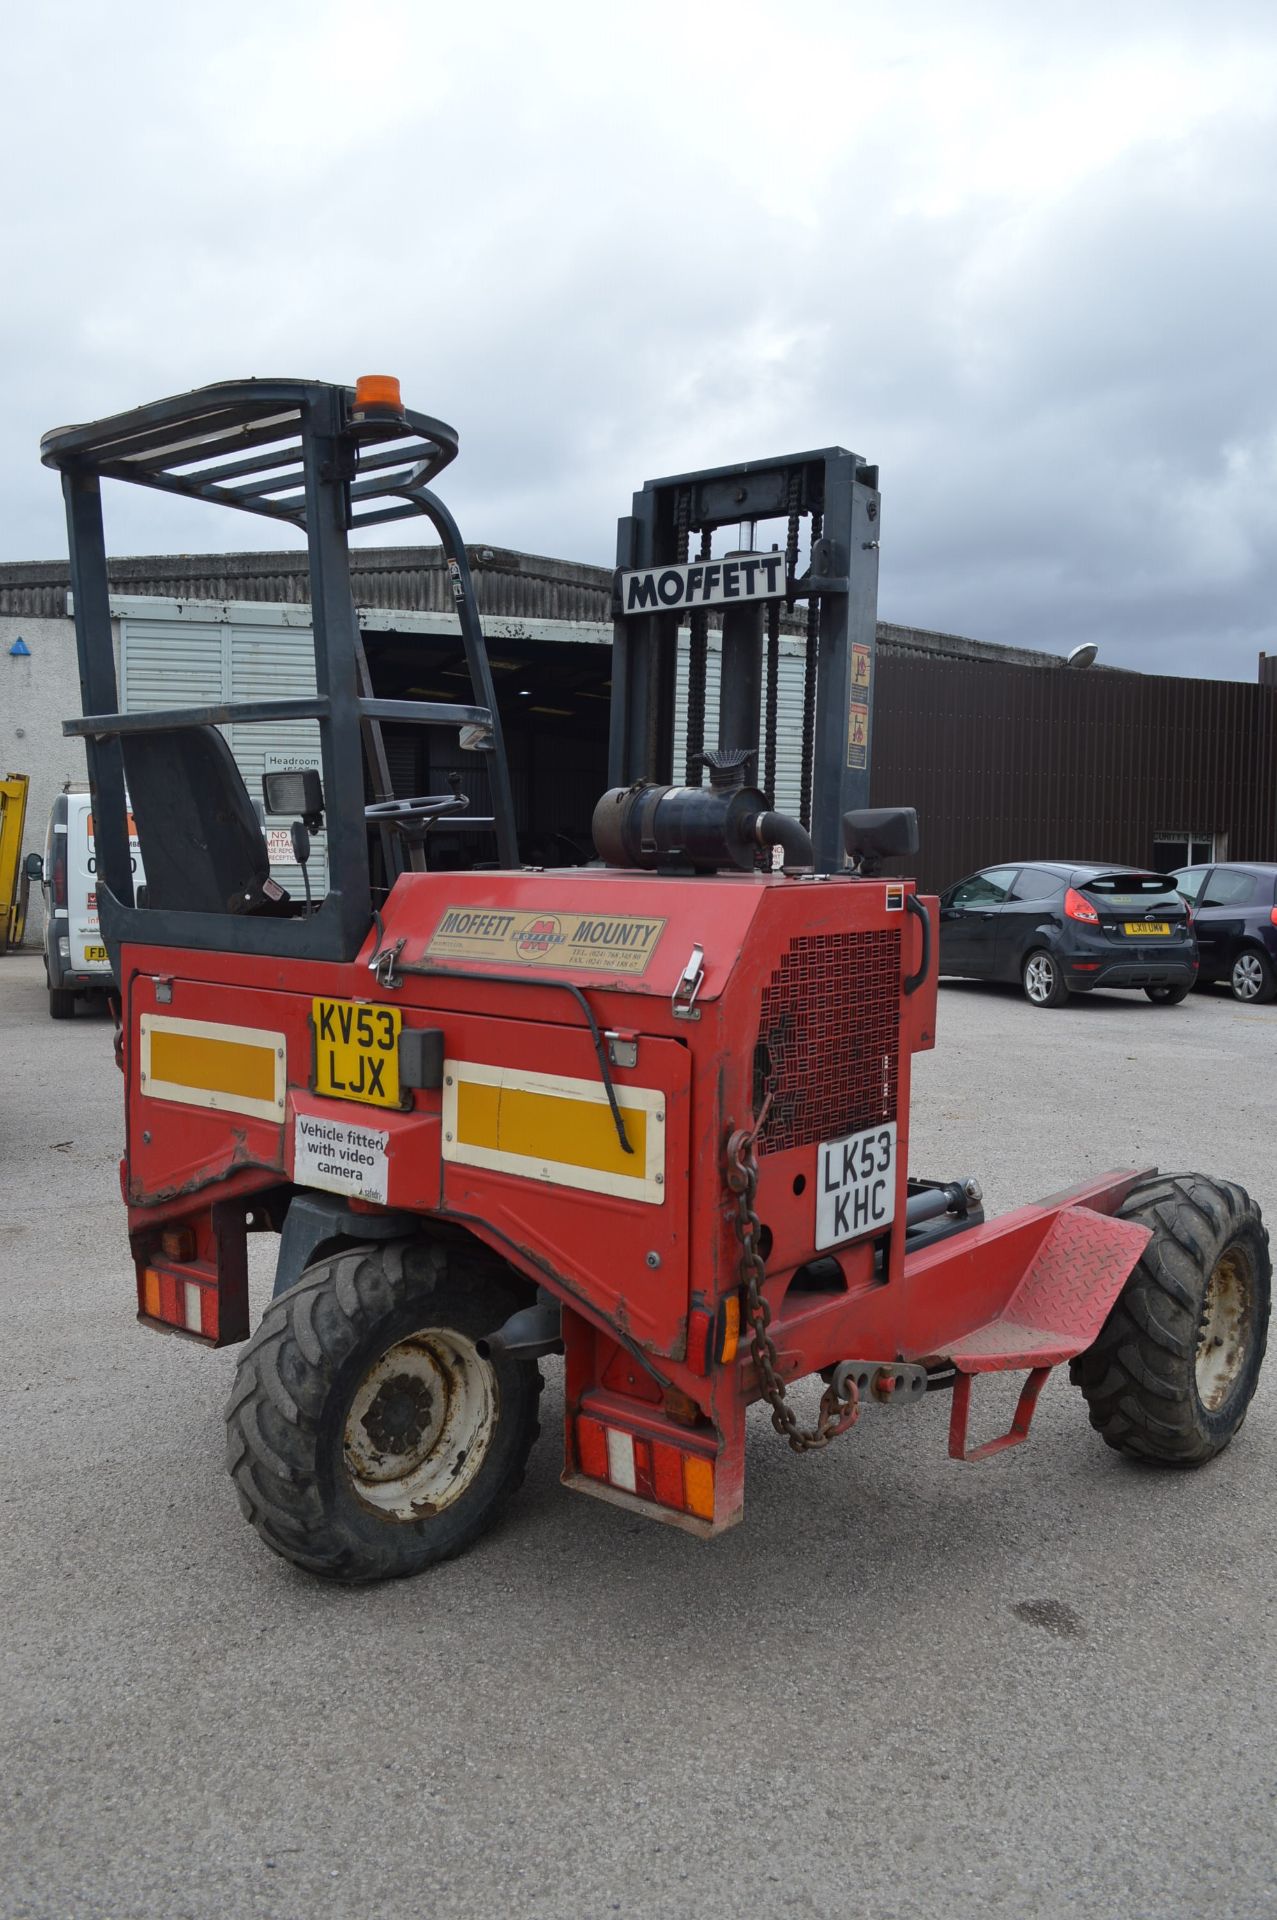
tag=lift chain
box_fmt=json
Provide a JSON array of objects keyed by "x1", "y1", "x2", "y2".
[
  {"x1": 685, "y1": 526, "x2": 712, "y2": 784},
  {"x1": 763, "y1": 470, "x2": 802, "y2": 806},
  {"x1": 675, "y1": 486, "x2": 692, "y2": 565},
  {"x1": 726, "y1": 1110, "x2": 860, "y2": 1452},
  {"x1": 798, "y1": 506, "x2": 823, "y2": 831}
]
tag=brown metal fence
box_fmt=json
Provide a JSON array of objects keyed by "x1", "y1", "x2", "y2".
[{"x1": 872, "y1": 656, "x2": 1277, "y2": 893}]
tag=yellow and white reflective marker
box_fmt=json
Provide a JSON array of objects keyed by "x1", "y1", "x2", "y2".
[
  {"x1": 140, "y1": 1014, "x2": 286, "y2": 1122},
  {"x1": 442, "y1": 1060, "x2": 665, "y2": 1203}
]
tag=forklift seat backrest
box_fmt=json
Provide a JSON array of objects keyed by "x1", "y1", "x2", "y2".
[{"x1": 120, "y1": 725, "x2": 277, "y2": 916}]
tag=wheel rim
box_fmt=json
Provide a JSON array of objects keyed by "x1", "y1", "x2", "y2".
[
  {"x1": 1195, "y1": 1248, "x2": 1254, "y2": 1412},
  {"x1": 343, "y1": 1330, "x2": 498, "y2": 1519},
  {"x1": 1232, "y1": 954, "x2": 1263, "y2": 1001},
  {"x1": 1025, "y1": 953, "x2": 1055, "y2": 1002}
]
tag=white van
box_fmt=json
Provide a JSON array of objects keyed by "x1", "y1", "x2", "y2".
[{"x1": 28, "y1": 785, "x2": 144, "y2": 1019}]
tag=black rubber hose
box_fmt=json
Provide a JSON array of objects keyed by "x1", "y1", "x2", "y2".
[
  {"x1": 755, "y1": 811, "x2": 813, "y2": 871},
  {"x1": 904, "y1": 892, "x2": 932, "y2": 995}
]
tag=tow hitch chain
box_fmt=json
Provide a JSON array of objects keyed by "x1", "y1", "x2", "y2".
[{"x1": 727, "y1": 1104, "x2": 861, "y2": 1451}]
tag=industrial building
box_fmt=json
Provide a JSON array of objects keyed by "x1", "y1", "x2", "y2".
[{"x1": 3, "y1": 544, "x2": 1275, "y2": 912}]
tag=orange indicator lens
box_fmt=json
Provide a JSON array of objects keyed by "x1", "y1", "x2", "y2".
[
  {"x1": 682, "y1": 1455, "x2": 715, "y2": 1521},
  {"x1": 719, "y1": 1295, "x2": 741, "y2": 1365}
]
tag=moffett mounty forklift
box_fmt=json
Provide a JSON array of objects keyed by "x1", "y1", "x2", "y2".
[{"x1": 45, "y1": 376, "x2": 1271, "y2": 1581}]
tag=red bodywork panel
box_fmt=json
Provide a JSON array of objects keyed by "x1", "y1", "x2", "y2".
[{"x1": 118, "y1": 866, "x2": 1147, "y2": 1535}]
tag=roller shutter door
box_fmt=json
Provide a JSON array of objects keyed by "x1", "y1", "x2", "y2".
[
  {"x1": 672, "y1": 632, "x2": 806, "y2": 818},
  {"x1": 120, "y1": 615, "x2": 327, "y2": 895}
]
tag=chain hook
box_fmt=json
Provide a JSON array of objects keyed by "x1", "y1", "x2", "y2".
[{"x1": 727, "y1": 1095, "x2": 861, "y2": 1455}]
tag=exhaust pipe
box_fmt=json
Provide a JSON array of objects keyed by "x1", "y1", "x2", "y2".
[{"x1": 477, "y1": 1301, "x2": 563, "y2": 1360}]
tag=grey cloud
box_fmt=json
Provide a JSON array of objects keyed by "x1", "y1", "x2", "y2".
[{"x1": 3, "y1": 1, "x2": 1276, "y2": 680}]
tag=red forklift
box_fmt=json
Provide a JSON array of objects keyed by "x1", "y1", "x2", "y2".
[{"x1": 44, "y1": 376, "x2": 1270, "y2": 1580}]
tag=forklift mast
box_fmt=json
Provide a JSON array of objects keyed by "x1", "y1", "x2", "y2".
[{"x1": 607, "y1": 449, "x2": 881, "y2": 873}]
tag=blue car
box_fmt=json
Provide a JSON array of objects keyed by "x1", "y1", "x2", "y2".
[{"x1": 1173, "y1": 863, "x2": 1277, "y2": 1004}]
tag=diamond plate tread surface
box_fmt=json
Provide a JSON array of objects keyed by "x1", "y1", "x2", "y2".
[{"x1": 950, "y1": 1206, "x2": 1151, "y2": 1374}]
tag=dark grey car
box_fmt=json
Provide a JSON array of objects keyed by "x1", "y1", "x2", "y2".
[{"x1": 939, "y1": 862, "x2": 1197, "y2": 1007}]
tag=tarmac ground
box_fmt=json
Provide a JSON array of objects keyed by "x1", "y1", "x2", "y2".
[{"x1": 1, "y1": 949, "x2": 1274, "y2": 1919}]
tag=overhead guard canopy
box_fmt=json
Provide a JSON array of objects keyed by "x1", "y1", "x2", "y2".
[
  {"x1": 40, "y1": 377, "x2": 460, "y2": 532},
  {"x1": 46, "y1": 376, "x2": 520, "y2": 965}
]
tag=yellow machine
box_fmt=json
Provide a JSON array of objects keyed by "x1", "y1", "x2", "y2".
[{"x1": 0, "y1": 773, "x2": 30, "y2": 952}]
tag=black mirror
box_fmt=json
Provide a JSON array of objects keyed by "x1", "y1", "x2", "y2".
[
  {"x1": 263, "y1": 768, "x2": 323, "y2": 823},
  {"x1": 843, "y1": 806, "x2": 919, "y2": 873},
  {"x1": 23, "y1": 851, "x2": 43, "y2": 881}
]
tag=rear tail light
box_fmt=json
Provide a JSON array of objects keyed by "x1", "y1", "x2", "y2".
[
  {"x1": 576, "y1": 1414, "x2": 716, "y2": 1521},
  {"x1": 134, "y1": 1211, "x2": 249, "y2": 1346},
  {"x1": 141, "y1": 1262, "x2": 218, "y2": 1339},
  {"x1": 1064, "y1": 887, "x2": 1099, "y2": 924},
  {"x1": 1270, "y1": 908, "x2": 1277, "y2": 928},
  {"x1": 51, "y1": 835, "x2": 67, "y2": 909}
]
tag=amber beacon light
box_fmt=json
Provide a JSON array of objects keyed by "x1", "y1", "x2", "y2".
[{"x1": 351, "y1": 373, "x2": 405, "y2": 419}]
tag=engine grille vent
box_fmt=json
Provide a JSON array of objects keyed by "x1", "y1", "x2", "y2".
[{"x1": 754, "y1": 930, "x2": 901, "y2": 1153}]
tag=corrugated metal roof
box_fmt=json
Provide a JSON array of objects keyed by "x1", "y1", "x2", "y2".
[
  {"x1": 0, "y1": 545, "x2": 612, "y2": 623},
  {"x1": 873, "y1": 651, "x2": 1277, "y2": 892},
  {"x1": 0, "y1": 544, "x2": 1065, "y2": 665}
]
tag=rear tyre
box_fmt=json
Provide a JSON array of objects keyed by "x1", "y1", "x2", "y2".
[
  {"x1": 1144, "y1": 983, "x2": 1190, "y2": 1005},
  {"x1": 1022, "y1": 948, "x2": 1069, "y2": 1007},
  {"x1": 1230, "y1": 949, "x2": 1276, "y2": 1004},
  {"x1": 1070, "y1": 1174, "x2": 1270, "y2": 1464},
  {"x1": 226, "y1": 1239, "x2": 542, "y2": 1583},
  {"x1": 48, "y1": 988, "x2": 75, "y2": 1020}
]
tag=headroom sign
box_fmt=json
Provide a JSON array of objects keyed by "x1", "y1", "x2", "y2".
[
  {"x1": 616, "y1": 551, "x2": 787, "y2": 616},
  {"x1": 426, "y1": 907, "x2": 667, "y2": 975}
]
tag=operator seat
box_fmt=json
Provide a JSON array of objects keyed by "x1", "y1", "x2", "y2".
[{"x1": 121, "y1": 724, "x2": 289, "y2": 916}]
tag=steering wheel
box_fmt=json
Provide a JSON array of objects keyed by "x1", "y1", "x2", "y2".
[{"x1": 365, "y1": 792, "x2": 470, "y2": 825}]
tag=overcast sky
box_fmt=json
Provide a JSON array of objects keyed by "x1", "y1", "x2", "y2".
[{"x1": 4, "y1": 0, "x2": 1276, "y2": 678}]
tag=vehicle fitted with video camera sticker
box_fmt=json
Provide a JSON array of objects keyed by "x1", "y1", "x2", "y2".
[{"x1": 44, "y1": 375, "x2": 1270, "y2": 1583}]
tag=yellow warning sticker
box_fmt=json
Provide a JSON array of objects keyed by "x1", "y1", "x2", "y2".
[
  {"x1": 852, "y1": 643, "x2": 872, "y2": 690},
  {"x1": 426, "y1": 908, "x2": 666, "y2": 974},
  {"x1": 847, "y1": 701, "x2": 870, "y2": 770}
]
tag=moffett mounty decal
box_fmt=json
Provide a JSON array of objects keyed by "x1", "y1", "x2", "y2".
[
  {"x1": 427, "y1": 908, "x2": 667, "y2": 975},
  {"x1": 617, "y1": 552, "x2": 787, "y2": 616}
]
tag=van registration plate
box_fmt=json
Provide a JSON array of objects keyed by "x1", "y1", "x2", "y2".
[
  {"x1": 312, "y1": 998, "x2": 403, "y2": 1109},
  {"x1": 815, "y1": 1121, "x2": 897, "y2": 1251}
]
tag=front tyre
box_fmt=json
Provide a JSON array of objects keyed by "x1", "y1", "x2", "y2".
[
  {"x1": 226, "y1": 1240, "x2": 541, "y2": 1582},
  {"x1": 1070, "y1": 1175, "x2": 1270, "y2": 1464},
  {"x1": 1023, "y1": 948, "x2": 1070, "y2": 1007}
]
